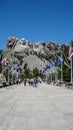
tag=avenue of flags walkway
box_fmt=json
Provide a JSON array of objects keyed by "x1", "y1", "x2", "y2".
[{"x1": 0, "y1": 82, "x2": 73, "y2": 130}]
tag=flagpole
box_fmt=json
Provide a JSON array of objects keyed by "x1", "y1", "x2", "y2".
[
  {"x1": 1, "y1": 51, "x2": 4, "y2": 83},
  {"x1": 70, "y1": 58, "x2": 72, "y2": 83},
  {"x1": 2, "y1": 63, "x2": 4, "y2": 83},
  {"x1": 55, "y1": 70, "x2": 57, "y2": 82},
  {"x1": 61, "y1": 50, "x2": 63, "y2": 82},
  {"x1": 10, "y1": 53, "x2": 14, "y2": 84},
  {"x1": 8, "y1": 63, "x2": 10, "y2": 83},
  {"x1": 51, "y1": 72, "x2": 52, "y2": 82},
  {"x1": 69, "y1": 42, "x2": 73, "y2": 83}
]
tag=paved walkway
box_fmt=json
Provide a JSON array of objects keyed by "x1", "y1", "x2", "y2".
[{"x1": 0, "y1": 82, "x2": 73, "y2": 130}]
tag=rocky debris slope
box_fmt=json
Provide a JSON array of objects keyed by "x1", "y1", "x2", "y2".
[{"x1": 23, "y1": 55, "x2": 48, "y2": 71}]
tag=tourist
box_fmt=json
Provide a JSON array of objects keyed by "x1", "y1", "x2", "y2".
[
  {"x1": 24, "y1": 78, "x2": 27, "y2": 86},
  {"x1": 18, "y1": 78, "x2": 21, "y2": 84}
]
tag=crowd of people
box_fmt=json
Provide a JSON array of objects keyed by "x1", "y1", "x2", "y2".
[
  {"x1": 16, "y1": 77, "x2": 42, "y2": 87},
  {"x1": 24, "y1": 78, "x2": 42, "y2": 87}
]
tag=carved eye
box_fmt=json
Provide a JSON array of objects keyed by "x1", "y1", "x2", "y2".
[{"x1": 22, "y1": 43, "x2": 26, "y2": 45}]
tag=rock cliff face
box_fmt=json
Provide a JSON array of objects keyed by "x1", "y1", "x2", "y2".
[
  {"x1": 6, "y1": 36, "x2": 62, "y2": 55},
  {"x1": 5, "y1": 36, "x2": 64, "y2": 71},
  {"x1": 6, "y1": 37, "x2": 30, "y2": 54}
]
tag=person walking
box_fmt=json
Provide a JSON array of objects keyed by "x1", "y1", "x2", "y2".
[
  {"x1": 40, "y1": 78, "x2": 42, "y2": 83},
  {"x1": 16, "y1": 79, "x2": 19, "y2": 85},
  {"x1": 18, "y1": 78, "x2": 21, "y2": 84},
  {"x1": 34, "y1": 78, "x2": 37, "y2": 87},
  {"x1": 24, "y1": 78, "x2": 27, "y2": 86},
  {"x1": 28, "y1": 79, "x2": 30, "y2": 86}
]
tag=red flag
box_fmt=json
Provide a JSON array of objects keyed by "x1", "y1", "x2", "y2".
[
  {"x1": 69, "y1": 52, "x2": 73, "y2": 60},
  {"x1": 69, "y1": 48, "x2": 72, "y2": 55},
  {"x1": 1, "y1": 57, "x2": 8, "y2": 65},
  {"x1": 68, "y1": 47, "x2": 73, "y2": 60}
]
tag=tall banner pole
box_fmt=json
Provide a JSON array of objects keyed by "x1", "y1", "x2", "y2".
[
  {"x1": 8, "y1": 63, "x2": 10, "y2": 83},
  {"x1": 69, "y1": 43, "x2": 73, "y2": 83},
  {"x1": 55, "y1": 70, "x2": 57, "y2": 82},
  {"x1": 2, "y1": 63, "x2": 4, "y2": 83},
  {"x1": 11, "y1": 52, "x2": 14, "y2": 84},
  {"x1": 51, "y1": 72, "x2": 52, "y2": 82},
  {"x1": 70, "y1": 58, "x2": 72, "y2": 83},
  {"x1": 12, "y1": 64, "x2": 14, "y2": 84},
  {"x1": 1, "y1": 51, "x2": 4, "y2": 83},
  {"x1": 61, "y1": 51, "x2": 63, "y2": 82}
]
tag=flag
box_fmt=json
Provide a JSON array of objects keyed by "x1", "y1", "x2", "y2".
[
  {"x1": 1, "y1": 57, "x2": 9, "y2": 65},
  {"x1": 55, "y1": 56, "x2": 64, "y2": 66},
  {"x1": 13, "y1": 65, "x2": 19, "y2": 72},
  {"x1": 40, "y1": 69, "x2": 44, "y2": 74},
  {"x1": 50, "y1": 61, "x2": 55, "y2": 66},
  {"x1": 68, "y1": 52, "x2": 73, "y2": 60},
  {"x1": 40, "y1": 69, "x2": 43, "y2": 74},
  {"x1": 48, "y1": 60, "x2": 55, "y2": 69},
  {"x1": 45, "y1": 65, "x2": 49, "y2": 71},
  {"x1": 69, "y1": 47, "x2": 73, "y2": 55},
  {"x1": 68, "y1": 47, "x2": 73, "y2": 60},
  {"x1": 40, "y1": 67, "x2": 46, "y2": 74},
  {"x1": 17, "y1": 66, "x2": 23, "y2": 73}
]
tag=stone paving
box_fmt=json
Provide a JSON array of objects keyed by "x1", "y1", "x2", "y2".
[{"x1": 0, "y1": 82, "x2": 73, "y2": 130}]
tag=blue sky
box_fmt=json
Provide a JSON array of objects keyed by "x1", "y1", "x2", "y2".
[{"x1": 0, "y1": 0, "x2": 73, "y2": 49}]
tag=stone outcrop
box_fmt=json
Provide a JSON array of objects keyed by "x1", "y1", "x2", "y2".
[
  {"x1": 6, "y1": 37, "x2": 29, "y2": 53},
  {"x1": 33, "y1": 42, "x2": 46, "y2": 54},
  {"x1": 6, "y1": 36, "x2": 19, "y2": 50},
  {"x1": 6, "y1": 36, "x2": 62, "y2": 55},
  {"x1": 5, "y1": 36, "x2": 65, "y2": 71}
]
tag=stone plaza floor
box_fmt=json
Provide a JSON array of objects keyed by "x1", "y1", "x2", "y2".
[{"x1": 0, "y1": 82, "x2": 73, "y2": 130}]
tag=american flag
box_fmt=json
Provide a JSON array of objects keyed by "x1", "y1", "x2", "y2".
[
  {"x1": 68, "y1": 47, "x2": 73, "y2": 60},
  {"x1": 1, "y1": 57, "x2": 9, "y2": 65}
]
